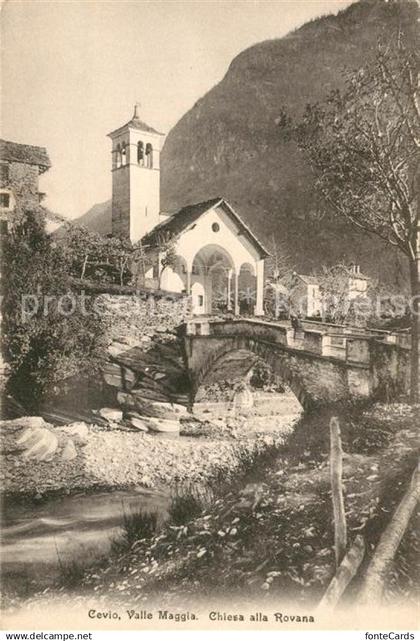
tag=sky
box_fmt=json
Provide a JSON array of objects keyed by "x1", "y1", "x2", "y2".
[{"x1": 1, "y1": 0, "x2": 354, "y2": 219}]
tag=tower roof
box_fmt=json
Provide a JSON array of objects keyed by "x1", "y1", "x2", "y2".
[{"x1": 107, "y1": 104, "x2": 164, "y2": 138}]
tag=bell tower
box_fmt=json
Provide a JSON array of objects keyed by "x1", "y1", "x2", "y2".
[{"x1": 108, "y1": 104, "x2": 165, "y2": 243}]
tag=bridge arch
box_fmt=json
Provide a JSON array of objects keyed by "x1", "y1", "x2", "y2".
[{"x1": 190, "y1": 336, "x2": 309, "y2": 409}]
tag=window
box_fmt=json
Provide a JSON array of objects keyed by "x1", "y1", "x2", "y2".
[
  {"x1": 137, "y1": 141, "x2": 144, "y2": 166},
  {"x1": 0, "y1": 164, "x2": 9, "y2": 183},
  {"x1": 121, "y1": 142, "x2": 127, "y2": 166},
  {"x1": 145, "y1": 143, "x2": 153, "y2": 168},
  {"x1": 0, "y1": 193, "x2": 10, "y2": 208},
  {"x1": 212, "y1": 222, "x2": 220, "y2": 233},
  {"x1": 116, "y1": 144, "x2": 122, "y2": 168},
  {"x1": 198, "y1": 295, "x2": 204, "y2": 307}
]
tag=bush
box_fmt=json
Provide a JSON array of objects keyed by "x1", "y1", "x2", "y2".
[
  {"x1": 112, "y1": 510, "x2": 158, "y2": 553},
  {"x1": 1, "y1": 207, "x2": 106, "y2": 410}
]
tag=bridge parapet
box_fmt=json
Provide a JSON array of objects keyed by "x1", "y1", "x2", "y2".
[{"x1": 185, "y1": 318, "x2": 372, "y2": 366}]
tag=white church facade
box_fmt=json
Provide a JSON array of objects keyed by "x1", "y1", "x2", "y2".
[{"x1": 108, "y1": 106, "x2": 268, "y2": 316}]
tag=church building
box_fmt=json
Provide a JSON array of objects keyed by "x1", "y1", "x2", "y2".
[{"x1": 108, "y1": 105, "x2": 268, "y2": 316}]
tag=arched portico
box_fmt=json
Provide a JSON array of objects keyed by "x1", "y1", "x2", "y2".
[{"x1": 190, "y1": 244, "x2": 235, "y2": 315}]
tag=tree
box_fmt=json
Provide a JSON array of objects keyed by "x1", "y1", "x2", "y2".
[
  {"x1": 2, "y1": 206, "x2": 106, "y2": 410},
  {"x1": 281, "y1": 31, "x2": 420, "y2": 400},
  {"x1": 57, "y1": 223, "x2": 134, "y2": 286},
  {"x1": 155, "y1": 232, "x2": 178, "y2": 289},
  {"x1": 264, "y1": 235, "x2": 293, "y2": 318}
]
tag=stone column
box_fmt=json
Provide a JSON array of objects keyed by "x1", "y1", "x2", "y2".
[
  {"x1": 227, "y1": 269, "x2": 233, "y2": 311},
  {"x1": 255, "y1": 259, "x2": 265, "y2": 316},
  {"x1": 234, "y1": 272, "x2": 239, "y2": 316}
]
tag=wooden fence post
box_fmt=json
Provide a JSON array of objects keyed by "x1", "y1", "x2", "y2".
[
  {"x1": 359, "y1": 462, "x2": 420, "y2": 604},
  {"x1": 330, "y1": 416, "x2": 347, "y2": 567},
  {"x1": 318, "y1": 534, "x2": 365, "y2": 609}
]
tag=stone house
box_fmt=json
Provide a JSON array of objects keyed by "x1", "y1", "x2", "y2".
[
  {"x1": 0, "y1": 139, "x2": 51, "y2": 234},
  {"x1": 289, "y1": 266, "x2": 371, "y2": 319}
]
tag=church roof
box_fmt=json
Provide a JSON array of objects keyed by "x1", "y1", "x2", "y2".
[
  {"x1": 141, "y1": 197, "x2": 270, "y2": 258},
  {"x1": 0, "y1": 139, "x2": 51, "y2": 173}
]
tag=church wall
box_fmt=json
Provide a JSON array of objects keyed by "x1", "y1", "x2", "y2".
[{"x1": 174, "y1": 206, "x2": 261, "y2": 273}]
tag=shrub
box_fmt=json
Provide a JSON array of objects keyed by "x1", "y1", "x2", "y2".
[
  {"x1": 112, "y1": 510, "x2": 158, "y2": 553},
  {"x1": 1, "y1": 207, "x2": 106, "y2": 410}
]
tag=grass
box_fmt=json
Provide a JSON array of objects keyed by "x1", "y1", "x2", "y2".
[
  {"x1": 111, "y1": 508, "x2": 158, "y2": 554},
  {"x1": 168, "y1": 484, "x2": 213, "y2": 525}
]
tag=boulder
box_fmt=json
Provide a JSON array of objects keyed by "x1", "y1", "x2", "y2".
[
  {"x1": 232, "y1": 384, "x2": 254, "y2": 414},
  {"x1": 18, "y1": 427, "x2": 59, "y2": 461},
  {"x1": 141, "y1": 416, "x2": 180, "y2": 433},
  {"x1": 59, "y1": 422, "x2": 89, "y2": 444},
  {"x1": 127, "y1": 414, "x2": 149, "y2": 432},
  {"x1": 98, "y1": 407, "x2": 123, "y2": 423},
  {"x1": 118, "y1": 394, "x2": 187, "y2": 420},
  {"x1": 1, "y1": 416, "x2": 48, "y2": 431},
  {"x1": 61, "y1": 439, "x2": 77, "y2": 461}
]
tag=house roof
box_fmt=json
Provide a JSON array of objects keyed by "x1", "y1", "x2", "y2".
[
  {"x1": 296, "y1": 274, "x2": 319, "y2": 286},
  {"x1": 0, "y1": 139, "x2": 51, "y2": 173},
  {"x1": 141, "y1": 197, "x2": 270, "y2": 259}
]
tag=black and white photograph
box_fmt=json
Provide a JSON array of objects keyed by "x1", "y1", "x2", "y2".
[{"x1": 1, "y1": 0, "x2": 419, "y2": 634}]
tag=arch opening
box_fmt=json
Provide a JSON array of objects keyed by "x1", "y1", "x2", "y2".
[
  {"x1": 238, "y1": 262, "x2": 257, "y2": 317},
  {"x1": 191, "y1": 244, "x2": 235, "y2": 316},
  {"x1": 137, "y1": 141, "x2": 144, "y2": 166},
  {"x1": 193, "y1": 346, "x2": 303, "y2": 433}
]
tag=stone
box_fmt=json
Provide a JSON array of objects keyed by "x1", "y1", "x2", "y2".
[
  {"x1": 18, "y1": 427, "x2": 59, "y2": 461},
  {"x1": 127, "y1": 415, "x2": 149, "y2": 432},
  {"x1": 98, "y1": 407, "x2": 123, "y2": 423},
  {"x1": 59, "y1": 422, "x2": 89, "y2": 444},
  {"x1": 141, "y1": 416, "x2": 180, "y2": 433},
  {"x1": 61, "y1": 439, "x2": 77, "y2": 461},
  {"x1": 1, "y1": 416, "x2": 48, "y2": 430},
  {"x1": 119, "y1": 395, "x2": 187, "y2": 420}
]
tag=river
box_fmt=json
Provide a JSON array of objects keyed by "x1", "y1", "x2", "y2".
[{"x1": 1, "y1": 390, "x2": 303, "y2": 596}]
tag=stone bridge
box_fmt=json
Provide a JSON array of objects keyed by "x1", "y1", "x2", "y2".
[{"x1": 181, "y1": 318, "x2": 410, "y2": 409}]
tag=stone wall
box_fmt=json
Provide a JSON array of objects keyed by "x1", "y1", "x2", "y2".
[
  {"x1": 1, "y1": 161, "x2": 41, "y2": 207},
  {"x1": 97, "y1": 292, "x2": 190, "y2": 347}
]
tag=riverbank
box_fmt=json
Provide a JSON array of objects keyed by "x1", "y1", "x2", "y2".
[
  {"x1": 1, "y1": 395, "x2": 300, "y2": 502},
  {"x1": 17, "y1": 402, "x2": 417, "y2": 612},
  {"x1": 3, "y1": 402, "x2": 418, "y2": 619}
]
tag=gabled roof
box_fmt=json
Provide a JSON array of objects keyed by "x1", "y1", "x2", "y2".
[
  {"x1": 0, "y1": 139, "x2": 51, "y2": 173},
  {"x1": 296, "y1": 274, "x2": 319, "y2": 286},
  {"x1": 141, "y1": 197, "x2": 270, "y2": 259}
]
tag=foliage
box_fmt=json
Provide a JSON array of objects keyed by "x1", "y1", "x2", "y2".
[
  {"x1": 264, "y1": 235, "x2": 294, "y2": 319},
  {"x1": 281, "y1": 31, "x2": 420, "y2": 399},
  {"x1": 168, "y1": 492, "x2": 205, "y2": 526},
  {"x1": 249, "y1": 360, "x2": 284, "y2": 392},
  {"x1": 57, "y1": 223, "x2": 134, "y2": 286},
  {"x1": 157, "y1": 237, "x2": 178, "y2": 288},
  {"x1": 1, "y1": 207, "x2": 106, "y2": 409}
]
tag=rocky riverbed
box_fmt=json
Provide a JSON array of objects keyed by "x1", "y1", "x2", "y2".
[{"x1": 1, "y1": 393, "x2": 301, "y2": 499}]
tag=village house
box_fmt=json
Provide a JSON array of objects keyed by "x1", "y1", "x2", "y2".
[
  {"x1": 0, "y1": 139, "x2": 51, "y2": 234},
  {"x1": 108, "y1": 105, "x2": 269, "y2": 316},
  {"x1": 288, "y1": 266, "x2": 371, "y2": 319}
]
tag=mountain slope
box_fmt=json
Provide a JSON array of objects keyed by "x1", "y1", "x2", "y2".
[
  {"x1": 159, "y1": 0, "x2": 416, "y2": 283},
  {"x1": 70, "y1": 200, "x2": 112, "y2": 235}
]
